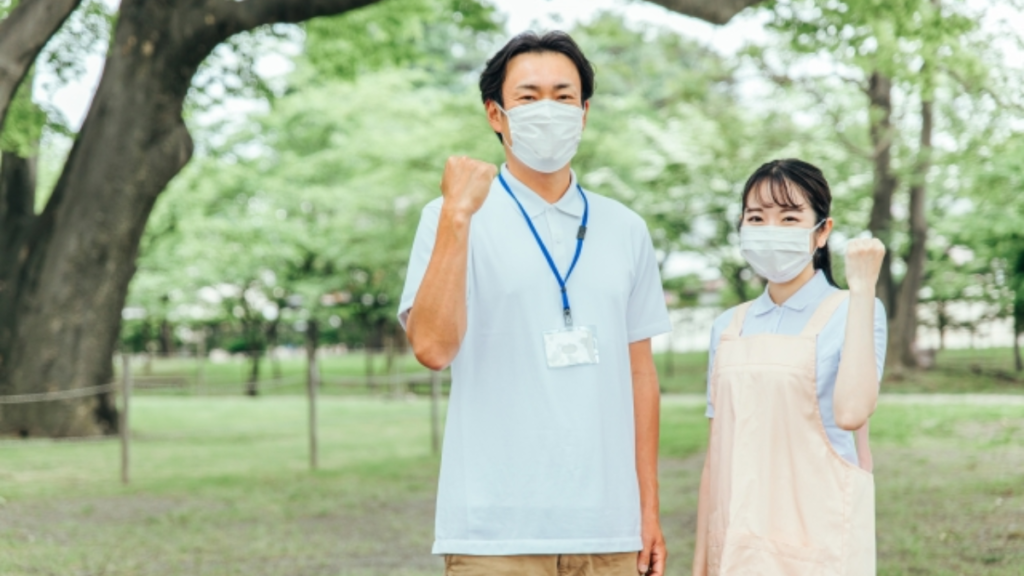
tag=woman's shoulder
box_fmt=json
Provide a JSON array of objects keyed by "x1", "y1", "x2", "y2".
[{"x1": 709, "y1": 305, "x2": 742, "y2": 345}]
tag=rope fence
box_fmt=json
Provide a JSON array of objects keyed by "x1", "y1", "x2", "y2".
[
  {"x1": 0, "y1": 382, "x2": 118, "y2": 405},
  {"x1": 0, "y1": 351, "x2": 448, "y2": 484}
]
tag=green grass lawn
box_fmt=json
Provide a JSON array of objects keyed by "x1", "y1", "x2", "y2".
[{"x1": 1, "y1": 397, "x2": 1021, "y2": 575}]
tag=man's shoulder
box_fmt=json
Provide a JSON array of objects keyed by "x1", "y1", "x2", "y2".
[{"x1": 581, "y1": 188, "x2": 647, "y2": 230}]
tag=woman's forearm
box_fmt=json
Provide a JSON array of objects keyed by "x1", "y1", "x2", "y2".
[{"x1": 833, "y1": 290, "x2": 879, "y2": 430}]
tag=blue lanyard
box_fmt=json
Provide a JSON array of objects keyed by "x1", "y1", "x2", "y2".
[{"x1": 498, "y1": 173, "x2": 589, "y2": 327}]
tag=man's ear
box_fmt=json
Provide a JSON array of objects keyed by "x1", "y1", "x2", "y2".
[
  {"x1": 486, "y1": 100, "x2": 505, "y2": 139},
  {"x1": 582, "y1": 100, "x2": 590, "y2": 131}
]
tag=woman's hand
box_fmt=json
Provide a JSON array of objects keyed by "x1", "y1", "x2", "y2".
[{"x1": 844, "y1": 238, "x2": 886, "y2": 294}]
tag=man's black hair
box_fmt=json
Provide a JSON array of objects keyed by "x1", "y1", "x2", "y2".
[{"x1": 479, "y1": 31, "x2": 595, "y2": 142}]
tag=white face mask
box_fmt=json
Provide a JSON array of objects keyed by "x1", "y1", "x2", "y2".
[
  {"x1": 740, "y1": 221, "x2": 825, "y2": 284},
  {"x1": 498, "y1": 100, "x2": 585, "y2": 173}
]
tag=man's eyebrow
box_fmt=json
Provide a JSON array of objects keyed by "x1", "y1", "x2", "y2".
[{"x1": 513, "y1": 82, "x2": 578, "y2": 91}]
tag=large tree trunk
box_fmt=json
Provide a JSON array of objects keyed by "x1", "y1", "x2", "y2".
[
  {"x1": 865, "y1": 71, "x2": 898, "y2": 318},
  {"x1": 0, "y1": 0, "x2": 383, "y2": 437},
  {"x1": 891, "y1": 98, "x2": 933, "y2": 370}
]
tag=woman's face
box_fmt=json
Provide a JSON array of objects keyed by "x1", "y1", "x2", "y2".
[{"x1": 742, "y1": 180, "x2": 833, "y2": 250}]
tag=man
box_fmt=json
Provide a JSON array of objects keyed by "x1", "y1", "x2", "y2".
[{"x1": 399, "y1": 31, "x2": 672, "y2": 576}]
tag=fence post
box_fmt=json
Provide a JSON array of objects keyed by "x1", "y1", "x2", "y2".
[
  {"x1": 430, "y1": 369, "x2": 442, "y2": 454},
  {"x1": 195, "y1": 328, "x2": 206, "y2": 395},
  {"x1": 120, "y1": 353, "x2": 133, "y2": 485},
  {"x1": 306, "y1": 321, "x2": 320, "y2": 471}
]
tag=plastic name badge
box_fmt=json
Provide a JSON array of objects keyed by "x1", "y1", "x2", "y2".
[{"x1": 543, "y1": 325, "x2": 600, "y2": 368}]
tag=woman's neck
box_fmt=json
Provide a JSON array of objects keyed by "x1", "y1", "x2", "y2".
[
  {"x1": 767, "y1": 264, "x2": 818, "y2": 306},
  {"x1": 504, "y1": 153, "x2": 573, "y2": 204}
]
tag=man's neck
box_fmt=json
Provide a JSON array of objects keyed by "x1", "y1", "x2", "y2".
[{"x1": 505, "y1": 154, "x2": 573, "y2": 204}]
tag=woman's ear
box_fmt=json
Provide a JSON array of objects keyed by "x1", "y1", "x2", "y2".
[{"x1": 817, "y1": 217, "x2": 834, "y2": 249}]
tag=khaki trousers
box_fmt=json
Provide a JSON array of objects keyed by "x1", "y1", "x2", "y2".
[{"x1": 444, "y1": 553, "x2": 637, "y2": 576}]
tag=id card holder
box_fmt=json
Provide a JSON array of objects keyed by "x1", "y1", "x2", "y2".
[{"x1": 543, "y1": 325, "x2": 600, "y2": 368}]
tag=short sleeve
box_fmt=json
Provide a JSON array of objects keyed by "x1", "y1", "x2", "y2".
[
  {"x1": 874, "y1": 298, "x2": 888, "y2": 383},
  {"x1": 397, "y1": 199, "x2": 444, "y2": 330},
  {"x1": 626, "y1": 224, "x2": 673, "y2": 343},
  {"x1": 705, "y1": 309, "x2": 735, "y2": 419}
]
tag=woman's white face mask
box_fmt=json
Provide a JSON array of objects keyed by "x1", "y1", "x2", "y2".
[
  {"x1": 740, "y1": 220, "x2": 825, "y2": 284},
  {"x1": 498, "y1": 100, "x2": 585, "y2": 173}
]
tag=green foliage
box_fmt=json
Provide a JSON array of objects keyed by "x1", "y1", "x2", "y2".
[
  {"x1": 765, "y1": 0, "x2": 984, "y2": 79},
  {"x1": 126, "y1": 2, "x2": 1024, "y2": 361},
  {"x1": 0, "y1": 74, "x2": 44, "y2": 155},
  {"x1": 133, "y1": 0, "x2": 500, "y2": 352},
  {"x1": 303, "y1": 0, "x2": 500, "y2": 82}
]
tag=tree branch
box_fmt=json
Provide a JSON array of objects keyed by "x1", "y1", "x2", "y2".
[
  {"x1": 0, "y1": 0, "x2": 82, "y2": 134},
  {"x1": 210, "y1": 0, "x2": 383, "y2": 37},
  {"x1": 643, "y1": 0, "x2": 767, "y2": 24}
]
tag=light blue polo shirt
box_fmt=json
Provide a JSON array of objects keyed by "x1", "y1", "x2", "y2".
[
  {"x1": 399, "y1": 165, "x2": 672, "y2": 556},
  {"x1": 706, "y1": 270, "x2": 887, "y2": 465}
]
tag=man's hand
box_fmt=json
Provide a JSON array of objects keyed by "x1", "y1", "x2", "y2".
[
  {"x1": 844, "y1": 237, "x2": 886, "y2": 295},
  {"x1": 440, "y1": 156, "x2": 497, "y2": 217},
  {"x1": 638, "y1": 514, "x2": 667, "y2": 575}
]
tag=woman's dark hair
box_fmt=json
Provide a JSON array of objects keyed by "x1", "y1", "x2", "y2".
[
  {"x1": 479, "y1": 31, "x2": 595, "y2": 142},
  {"x1": 739, "y1": 159, "x2": 839, "y2": 287}
]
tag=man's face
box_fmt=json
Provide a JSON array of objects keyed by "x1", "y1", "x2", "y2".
[{"x1": 486, "y1": 51, "x2": 589, "y2": 146}]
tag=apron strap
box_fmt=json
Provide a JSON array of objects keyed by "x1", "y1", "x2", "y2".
[
  {"x1": 722, "y1": 302, "x2": 754, "y2": 338},
  {"x1": 799, "y1": 290, "x2": 850, "y2": 337}
]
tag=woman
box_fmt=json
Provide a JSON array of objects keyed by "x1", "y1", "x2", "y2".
[{"x1": 692, "y1": 159, "x2": 887, "y2": 575}]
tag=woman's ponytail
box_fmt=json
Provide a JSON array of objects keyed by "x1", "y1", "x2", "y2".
[{"x1": 814, "y1": 243, "x2": 839, "y2": 288}]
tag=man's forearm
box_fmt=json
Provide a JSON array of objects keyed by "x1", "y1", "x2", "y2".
[
  {"x1": 631, "y1": 340, "x2": 661, "y2": 519},
  {"x1": 407, "y1": 207, "x2": 472, "y2": 370}
]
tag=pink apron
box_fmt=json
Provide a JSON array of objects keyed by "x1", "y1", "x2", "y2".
[{"x1": 706, "y1": 291, "x2": 876, "y2": 575}]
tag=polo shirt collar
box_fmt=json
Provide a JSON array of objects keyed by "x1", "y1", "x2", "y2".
[
  {"x1": 499, "y1": 164, "x2": 584, "y2": 218},
  {"x1": 750, "y1": 270, "x2": 832, "y2": 316}
]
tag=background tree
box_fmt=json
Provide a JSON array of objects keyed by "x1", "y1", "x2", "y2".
[{"x1": 749, "y1": 0, "x2": 1011, "y2": 370}]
